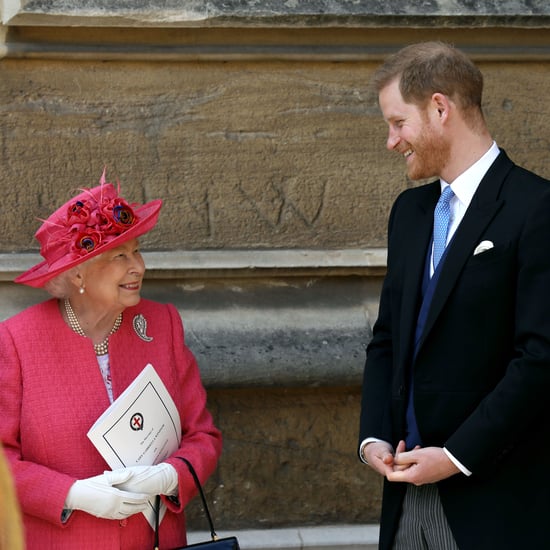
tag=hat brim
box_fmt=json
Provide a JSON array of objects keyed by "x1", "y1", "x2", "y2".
[{"x1": 15, "y1": 199, "x2": 162, "y2": 288}]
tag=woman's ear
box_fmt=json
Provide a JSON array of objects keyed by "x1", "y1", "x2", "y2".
[{"x1": 69, "y1": 270, "x2": 85, "y2": 295}]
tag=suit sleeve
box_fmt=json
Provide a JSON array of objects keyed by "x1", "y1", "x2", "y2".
[
  {"x1": 445, "y1": 187, "x2": 550, "y2": 473},
  {"x1": 358, "y1": 194, "x2": 402, "y2": 449}
]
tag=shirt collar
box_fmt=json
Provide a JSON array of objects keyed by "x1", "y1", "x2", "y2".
[{"x1": 440, "y1": 141, "x2": 500, "y2": 208}]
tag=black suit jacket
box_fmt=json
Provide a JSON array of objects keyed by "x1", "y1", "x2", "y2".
[{"x1": 359, "y1": 150, "x2": 550, "y2": 549}]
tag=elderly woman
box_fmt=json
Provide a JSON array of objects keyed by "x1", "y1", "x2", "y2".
[{"x1": 0, "y1": 171, "x2": 222, "y2": 550}]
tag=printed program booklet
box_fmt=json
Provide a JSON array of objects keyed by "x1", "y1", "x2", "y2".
[{"x1": 87, "y1": 363, "x2": 181, "y2": 528}]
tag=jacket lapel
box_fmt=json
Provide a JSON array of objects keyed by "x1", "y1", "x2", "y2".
[
  {"x1": 417, "y1": 151, "x2": 513, "y2": 352},
  {"x1": 398, "y1": 182, "x2": 440, "y2": 369}
]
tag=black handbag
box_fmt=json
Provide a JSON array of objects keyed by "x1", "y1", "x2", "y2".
[{"x1": 154, "y1": 457, "x2": 240, "y2": 550}]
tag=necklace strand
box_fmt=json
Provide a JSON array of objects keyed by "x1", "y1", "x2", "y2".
[{"x1": 64, "y1": 299, "x2": 122, "y2": 356}]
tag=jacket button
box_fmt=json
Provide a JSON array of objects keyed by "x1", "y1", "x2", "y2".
[{"x1": 119, "y1": 519, "x2": 128, "y2": 527}]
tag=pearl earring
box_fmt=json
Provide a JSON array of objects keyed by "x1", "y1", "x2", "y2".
[{"x1": 79, "y1": 286, "x2": 85, "y2": 295}]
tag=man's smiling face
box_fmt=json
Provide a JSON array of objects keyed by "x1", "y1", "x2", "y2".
[{"x1": 379, "y1": 78, "x2": 451, "y2": 181}]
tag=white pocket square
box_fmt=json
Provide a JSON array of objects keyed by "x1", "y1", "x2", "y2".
[{"x1": 473, "y1": 240, "x2": 494, "y2": 255}]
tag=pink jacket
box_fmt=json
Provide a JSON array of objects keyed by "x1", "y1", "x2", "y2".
[{"x1": 0, "y1": 298, "x2": 222, "y2": 550}]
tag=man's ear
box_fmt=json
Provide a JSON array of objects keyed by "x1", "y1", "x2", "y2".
[{"x1": 431, "y1": 92, "x2": 451, "y2": 123}]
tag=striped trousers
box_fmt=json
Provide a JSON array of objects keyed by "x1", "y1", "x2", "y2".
[{"x1": 393, "y1": 484, "x2": 460, "y2": 550}]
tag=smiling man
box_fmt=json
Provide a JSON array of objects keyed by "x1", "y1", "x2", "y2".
[{"x1": 358, "y1": 42, "x2": 550, "y2": 550}]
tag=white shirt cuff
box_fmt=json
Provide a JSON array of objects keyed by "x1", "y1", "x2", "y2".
[
  {"x1": 359, "y1": 437, "x2": 393, "y2": 465},
  {"x1": 443, "y1": 447, "x2": 472, "y2": 476}
]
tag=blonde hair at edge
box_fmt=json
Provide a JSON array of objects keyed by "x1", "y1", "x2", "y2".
[{"x1": 0, "y1": 443, "x2": 24, "y2": 550}]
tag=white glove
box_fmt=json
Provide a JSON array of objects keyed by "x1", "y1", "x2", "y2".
[
  {"x1": 65, "y1": 470, "x2": 150, "y2": 520},
  {"x1": 106, "y1": 463, "x2": 179, "y2": 497}
]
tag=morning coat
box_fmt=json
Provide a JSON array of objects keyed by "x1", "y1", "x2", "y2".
[{"x1": 359, "y1": 150, "x2": 550, "y2": 549}]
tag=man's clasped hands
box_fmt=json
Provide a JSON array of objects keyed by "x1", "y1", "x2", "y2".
[{"x1": 363, "y1": 440, "x2": 460, "y2": 486}]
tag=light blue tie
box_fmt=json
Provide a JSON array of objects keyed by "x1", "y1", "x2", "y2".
[{"x1": 433, "y1": 185, "x2": 454, "y2": 269}]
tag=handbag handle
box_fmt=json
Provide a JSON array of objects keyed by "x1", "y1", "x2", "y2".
[
  {"x1": 177, "y1": 457, "x2": 219, "y2": 541},
  {"x1": 154, "y1": 457, "x2": 219, "y2": 549}
]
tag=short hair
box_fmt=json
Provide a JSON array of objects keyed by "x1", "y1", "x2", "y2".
[
  {"x1": 371, "y1": 41, "x2": 484, "y2": 116},
  {"x1": 43, "y1": 267, "x2": 78, "y2": 299}
]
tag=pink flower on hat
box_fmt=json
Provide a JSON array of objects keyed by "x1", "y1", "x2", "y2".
[
  {"x1": 73, "y1": 228, "x2": 104, "y2": 255},
  {"x1": 102, "y1": 198, "x2": 137, "y2": 231},
  {"x1": 67, "y1": 200, "x2": 91, "y2": 225},
  {"x1": 62, "y1": 183, "x2": 139, "y2": 256}
]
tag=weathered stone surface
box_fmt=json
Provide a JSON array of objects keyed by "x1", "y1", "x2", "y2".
[
  {"x1": 4, "y1": 0, "x2": 550, "y2": 27},
  {"x1": 151, "y1": 283, "x2": 371, "y2": 388},
  {"x1": 185, "y1": 386, "x2": 383, "y2": 530},
  {"x1": 0, "y1": 272, "x2": 380, "y2": 387},
  {"x1": 1, "y1": 58, "x2": 549, "y2": 255},
  {"x1": 0, "y1": 58, "x2": 390, "y2": 251}
]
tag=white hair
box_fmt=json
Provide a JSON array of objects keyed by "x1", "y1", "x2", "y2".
[{"x1": 43, "y1": 267, "x2": 79, "y2": 299}]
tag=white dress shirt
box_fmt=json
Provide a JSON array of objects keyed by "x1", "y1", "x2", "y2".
[{"x1": 431, "y1": 141, "x2": 501, "y2": 276}]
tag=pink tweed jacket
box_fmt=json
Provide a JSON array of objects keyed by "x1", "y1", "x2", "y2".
[{"x1": 0, "y1": 298, "x2": 222, "y2": 550}]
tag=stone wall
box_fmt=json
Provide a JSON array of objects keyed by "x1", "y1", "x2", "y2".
[{"x1": 1, "y1": 0, "x2": 549, "y2": 531}]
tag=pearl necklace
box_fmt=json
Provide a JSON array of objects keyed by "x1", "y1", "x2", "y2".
[{"x1": 64, "y1": 299, "x2": 122, "y2": 356}]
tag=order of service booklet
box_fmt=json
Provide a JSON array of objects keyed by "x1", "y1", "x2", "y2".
[{"x1": 87, "y1": 363, "x2": 182, "y2": 528}]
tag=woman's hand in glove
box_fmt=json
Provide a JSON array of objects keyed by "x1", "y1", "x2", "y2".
[
  {"x1": 64, "y1": 470, "x2": 150, "y2": 520},
  {"x1": 106, "y1": 463, "x2": 179, "y2": 497}
]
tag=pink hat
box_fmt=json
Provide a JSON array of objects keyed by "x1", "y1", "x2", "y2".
[{"x1": 15, "y1": 169, "x2": 162, "y2": 288}]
